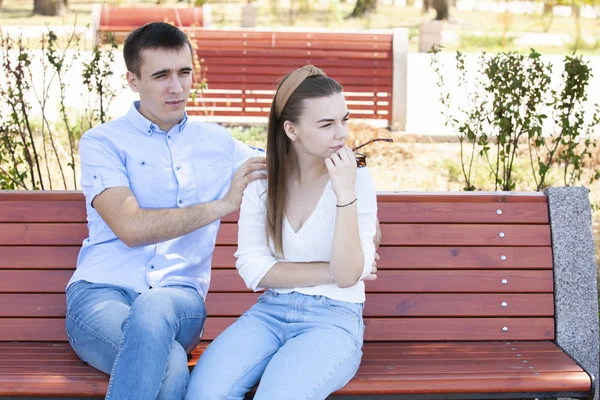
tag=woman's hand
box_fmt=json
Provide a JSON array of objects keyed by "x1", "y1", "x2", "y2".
[{"x1": 324, "y1": 146, "x2": 357, "y2": 205}]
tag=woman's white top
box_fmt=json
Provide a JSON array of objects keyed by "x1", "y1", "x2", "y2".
[{"x1": 234, "y1": 167, "x2": 378, "y2": 303}]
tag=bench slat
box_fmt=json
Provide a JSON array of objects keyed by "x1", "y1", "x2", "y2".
[
  {"x1": 0, "y1": 293, "x2": 554, "y2": 318},
  {"x1": 0, "y1": 317, "x2": 554, "y2": 341},
  {"x1": 0, "y1": 246, "x2": 553, "y2": 269},
  {"x1": 0, "y1": 201, "x2": 547, "y2": 223},
  {"x1": 0, "y1": 269, "x2": 554, "y2": 293},
  {"x1": 0, "y1": 223, "x2": 551, "y2": 246},
  {"x1": 186, "y1": 30, "x2": 393, "y2": 42}
]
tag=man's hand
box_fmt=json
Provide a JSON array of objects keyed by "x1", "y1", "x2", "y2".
[
  {"x1": 363, "y1": 252, "x2": 379, "y2": 281},
  {"x1": 374, "y1": 218, "x2": 382, "y2": 249},
  {"x1": 223, "y1": 156, "x2": 267, "y2": 213}
]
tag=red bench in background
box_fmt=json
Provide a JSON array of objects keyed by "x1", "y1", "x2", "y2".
[
  {"x1": 92, "y1": 4, "x2": 212, "y2": 46},
  {"x1": 185, "y1": 28, "x2": 407, "y2": 129}
]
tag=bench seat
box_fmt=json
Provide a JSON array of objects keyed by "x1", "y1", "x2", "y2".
[{"x1": 0, "y1": 341, "x2": 591, "y2": 397}]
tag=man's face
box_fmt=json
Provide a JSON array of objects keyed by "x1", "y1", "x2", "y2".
[{"x1": 126, "y1": 46, "x2": 193, "y2": 132}]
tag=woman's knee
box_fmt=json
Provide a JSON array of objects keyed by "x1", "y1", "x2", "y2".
[{"x1": 157, "y1": 342, "x2": 190, "y2": 400}]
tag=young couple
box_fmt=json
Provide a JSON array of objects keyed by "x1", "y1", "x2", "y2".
[{"x1": 66, "y1": 22, "x2": 379, "y2": 400}]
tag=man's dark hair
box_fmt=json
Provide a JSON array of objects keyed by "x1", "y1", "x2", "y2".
[{"x1": 123, "y1": 22, "x2": 193, "y2": 77}]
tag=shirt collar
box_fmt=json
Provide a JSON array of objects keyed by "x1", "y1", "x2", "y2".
[{"x1": 126, "y1": 101, "x2": 189, "y2": 136}]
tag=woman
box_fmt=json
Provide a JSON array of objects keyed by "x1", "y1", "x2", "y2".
[{"x1": 185, "y1": 65, "x2": 378, "y2": 400}]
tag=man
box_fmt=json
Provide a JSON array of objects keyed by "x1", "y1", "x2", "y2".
[
  {"x1": 66, "y1": 22, "x2": 266, "y2": 400},
  {"x1": 66, "y1": 22, "x2": 380, "y2": 400}
]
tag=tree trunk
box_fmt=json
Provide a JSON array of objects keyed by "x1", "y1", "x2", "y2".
[
  {"x1": 423, "y1": 0, "x2": 430, "y2": 13},
  {"x1": 33, "y1": 0, "x2": 65, "y2": 16},
  {"x1": 432, "y1": 0, "x2": 449, "y2": 20},
  {"x1": 349, "y1": 0, "x2": 377, "y2": 18}
]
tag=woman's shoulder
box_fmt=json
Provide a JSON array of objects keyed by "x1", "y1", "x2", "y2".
[{"x1": 244, "y1": 177, "x2": 269, "y2": 202}]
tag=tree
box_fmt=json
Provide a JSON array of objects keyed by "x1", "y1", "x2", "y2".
[
  {"x1": 348, "y1": 0, "x2": 377, "y2": 18},
  {"x1": 33, "y1": 0, "x2": 65, "y2": 16}
]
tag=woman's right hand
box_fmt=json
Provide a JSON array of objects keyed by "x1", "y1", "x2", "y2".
[{"x1": 324, "y1": 146, "x2": 357, "y2": 206}]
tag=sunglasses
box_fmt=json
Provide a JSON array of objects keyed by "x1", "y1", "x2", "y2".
[{"x1": 352, "y1": 138, "x2": 394, "y2": 168}]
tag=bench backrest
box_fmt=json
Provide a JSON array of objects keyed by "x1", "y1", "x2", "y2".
[
  {"x1": 99, "y1": 7, "x2": 205, "y2": 29},
  {"x1": 0, "y1": 191, "x2": 554, "y2": 342},
  {"x1": 185, "y1": 29, "x2": 393, "y2": 124}
]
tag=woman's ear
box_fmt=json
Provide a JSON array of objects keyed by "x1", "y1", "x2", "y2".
[{"x1": 283, "y1": 120, "x2": 298, "y2": 144}]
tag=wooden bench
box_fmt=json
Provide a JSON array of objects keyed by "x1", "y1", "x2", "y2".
[
  {"x1": 0, "y1": 190, "x2": 596, "y2": 398},
  {"x1": 185, "y1": 28, "x2": 406, "y2": 128},
  {"x1": 92, "y1": 4, "x2": 211, "y2": 46}
]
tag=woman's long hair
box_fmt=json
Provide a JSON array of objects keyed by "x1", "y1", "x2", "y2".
[{"x1": 266, "y1": 74, "x2": 343, "y2": 257}]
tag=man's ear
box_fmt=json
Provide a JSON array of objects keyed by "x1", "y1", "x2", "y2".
[
  {"x1": 126, "y1": 71, "x2": 140, "y2": 93},
  {"x1": 283, "y1": 120, "x2": 298, "y2": 143}
]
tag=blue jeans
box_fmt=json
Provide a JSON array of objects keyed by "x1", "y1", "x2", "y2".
[
  {"x1": 65, "y1": 280, "x2": 207, "y2": 400},
  {"x1": 185, "y1": 291, "x2": 364, "y2": 400}
]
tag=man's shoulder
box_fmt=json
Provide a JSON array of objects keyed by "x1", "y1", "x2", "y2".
[{"x1": 80, "y1": 116, "x2": 128, "y2": 142}]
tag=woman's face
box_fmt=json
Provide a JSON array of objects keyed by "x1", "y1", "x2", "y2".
[{"x1": 287, "y1": 92, "x2": 349, "y2": 161}]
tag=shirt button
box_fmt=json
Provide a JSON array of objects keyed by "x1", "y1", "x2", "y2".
[
  {"x1": 176, "y1": 166, "x2": 181, "y2": 171},
  {"x1": 167, "y1": 135, "x2": 171, "y2": 139},
  {"x1": 93, "y1": 175, "x2": 97, "y2": 179},
  {"x1": 149, "y1": 265, "x2": 155, "y2": 270},
  {"x1": 178, "y1": 199, "x2": 183, "y2": 204}
]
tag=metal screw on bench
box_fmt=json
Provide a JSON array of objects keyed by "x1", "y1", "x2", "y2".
[
  {"x1": 502, "y1": 279, "x2": 508, "y2": 284},
  {"x1": 502, "y1": 327, "x2": 508, "y2": 332},
  {"x1": 499, "y1": 232, "x2": 505, "y2": 238},
  {"x1": 501, "y1": 302, "x2": 508, "y2": 307},
  {"x1": 500, "y1": 255, "x2": 507, "y2": 261},
  {"x1": 496, "y1": 209, "x2": 503, "y2": 215}
]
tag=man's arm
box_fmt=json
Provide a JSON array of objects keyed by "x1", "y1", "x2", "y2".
[{"x1": 93, "y1": 156, "x2": 266, "y2": 247}]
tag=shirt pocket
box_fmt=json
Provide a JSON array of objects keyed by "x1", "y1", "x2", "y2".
[
  {"x1": 127, "y1": 160, "x2": 174, "y2": 208},
  {"x1": 193, "y1": 159, "x2": 232, "y2": 203}
]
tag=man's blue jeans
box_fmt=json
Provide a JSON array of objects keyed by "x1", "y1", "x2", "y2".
[
  {"x1": 185, "y1": 290, "x2": 364, "y2": 400},
  {"x1": 65, "y1": 280, "x2": 206, "y2": 400}
]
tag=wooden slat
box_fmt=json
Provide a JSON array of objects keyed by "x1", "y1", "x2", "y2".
[
  {"x1": 0, "y1": 246, "x2": 553, "y2": 270},
  {"x1": 5, "y1": 222, "x2": 553, "y2": 246},
  {"x1": 195, "y1": 56, "x2": 394, "y2": 69},
  {"x1": 0, "y1": 191, "x2": 547, "y2": 202},
  {"x1": 194, "y1": 40, "x2": 392, "y2": 52},
  {"x1": 0, "y1": 270, "x2": 73, "y2": 292},
  {"x1": 376, "y1": 202, "x2": 548, "y2": 224},
  {"x1": 0, "y1": 201, "x2": 86, "y2": 223},
  {"x1": 185, "y1": 30, "x2": 393, "y2": 43},
  {"x1": 214, "y1": 224, "x2": 552, "y2": 247},
  {"x1": 0, "y1": 247, "x2": 80, "y2": 269},
  {"x1": 0, "y1": 224, "x2": 88, "y2": 246},
  {"x1": 195, "y1": 48, "x2": 392, "y2": 61},
  {"x1": 0, "y1": 269, "x2": 554, "y2": 294},
  {"x1": 198, "y1": 65, "x2": 393, "y2": 78},
  {"x1": 0, "y1": 317, "x2": 555, "y2": 342},
  {"x1": 0, "y1": 293, "x2": 554, "y2": 318},
  {"x1": 368, "y1": 270, "x2": 554, "y2": 292},
  {"x1": 373, "y1": 246, "x2": 553, "y2": 269}
]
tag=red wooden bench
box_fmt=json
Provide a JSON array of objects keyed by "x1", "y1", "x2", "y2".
[
  {"x1": 92, "y1": 5, "x2": 211, "y2": 46},
  {"x1": 185, "y1": 28, "x2": 400, "y2": 127},
  {"x1": 0, "y1": 190, "x2": 595, "y2": 398}
]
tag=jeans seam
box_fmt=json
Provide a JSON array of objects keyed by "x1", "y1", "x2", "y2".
[
  {"x1": 220, "y1": 346, "x2": 279, "y2": 400},
  {"x1": 105, "y1": 313, "x2": 131, "y2": 400},
  {"x1": 320, "y1": 297, "x2": 360, "y2": 321},
  {"x1": 66, "y1": 311, "x2": 121, "y2": 353},
  {"x1": 305, "y1": 346, "x2": 361, "y2": 400}
]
